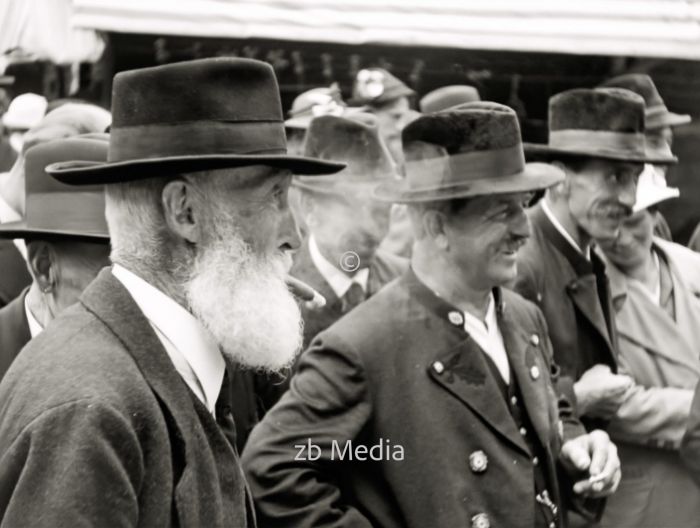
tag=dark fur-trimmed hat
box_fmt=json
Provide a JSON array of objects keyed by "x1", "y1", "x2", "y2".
[
  {"x1": 600, "y1": 74, "x2": 690, "y2": 130},
  {"x1": 293, "y1": 113, "x2": 397, "y2": 195},
  {"x1": 374, "y1": 101, "x2": 563, "y2": 203},
  {"x1": 524, "y1": 88, "x2": 677, "y2": 164}
]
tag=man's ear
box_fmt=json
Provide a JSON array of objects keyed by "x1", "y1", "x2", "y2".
[
  {"x1": 423, "y1": 209, "x2": 449, "y2": 250},
  {"x1": 27, "y1": 240, "x2": 56, "y2": 293},
  {"x1": 162, "y1": 180, "x2": 202, "y2": 244},
  {"x1": 548, "y1": 161, "x2": 571, "y2": 201}
]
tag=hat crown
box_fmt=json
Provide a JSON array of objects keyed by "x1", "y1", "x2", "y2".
[
  {"x1": 301, "y1": 113, "x2": 395, "y2": 181},
  {"x1": 549, "y1": 88, "x2": 646, "y2": 134},
  {"x1": 419, "y1": 85, "x2": 481, "y2": 114},
  {"x1": 403, "y1": 101, "x2": 522, "y2": 158},
  {"x1": 600, "y1": 74, "x2": 664, "y2": 109},
  {"x1": 26, "y1": 134, "x2": 108, "y2": 194},
  {"x1": 112, "y1": 58, "x2": 282, "y2": 127}
]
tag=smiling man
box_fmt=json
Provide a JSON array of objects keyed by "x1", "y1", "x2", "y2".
[
  {"x1": 517, "y1": 88, "x2": 677, "y2": 437},
  {"x1": 0, "y1": 58, "x2": 343, "y2": 527},
  {"x1": 243, "y1": 102, "x2": 621, "y2": 528}
]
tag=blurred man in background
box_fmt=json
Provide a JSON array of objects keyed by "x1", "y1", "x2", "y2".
[
  {"x1": 0, "y1": 134, "x2": 111, "y2": 380},
  {"x1": 596, "y1": 162, "x2": 700, "y2": 528},
  {"x1": 601, "y1": 73, "x2": 690, "y2": 242}
]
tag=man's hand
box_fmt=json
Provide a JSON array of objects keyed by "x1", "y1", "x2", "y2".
[
  {"x1": 560, "y1": 430, "x2": 621, "y2": 497},
  {"x1": 574, "y1": 364, "x2": 633, "y2": 418}
]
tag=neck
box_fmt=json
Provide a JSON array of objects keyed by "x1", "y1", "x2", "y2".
[
  {"x1": 621, "y1": 248, "x2": 658, "y2": 289},
  {"x1": 117, "y1": 260, "x2": 189, "y2": 308},
  {"x1": 26, "y1": 282, "x2": 53, "y2": 329},
  {"x1": 412, "y1": 243, "x2": 491, "y2": 320},
  {"x1": 545, "y1": 195, "x2": 592, "y2": 253}
]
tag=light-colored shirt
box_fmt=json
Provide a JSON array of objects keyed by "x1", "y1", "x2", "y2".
[
  {"x1": 308, "y1": 235, "x2": 369, "y2": 298},
  {"x1": 23, "y1": 293, "x2": 42, "y2": 338},
  {"x1": 112, "y1": 264, "x2": 225, "y2": 416},
  {"x1": 541, "y1": 198, "x2": 591, "y2": 260},
  {"x1": 462, "y1": 293, "x2": 511, "y2": 384}
]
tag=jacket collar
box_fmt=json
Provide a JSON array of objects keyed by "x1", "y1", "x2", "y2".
[{"x1": 79, "y1": 268, "x2": 214, "y2": 465}]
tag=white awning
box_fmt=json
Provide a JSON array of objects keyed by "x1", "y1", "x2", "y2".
[
  {"x1": 0, "y1": 0, "x2": 105, "y2": 64},
  {"x1": 72, "y1": 0, "x2": 700, "y2": 60}
]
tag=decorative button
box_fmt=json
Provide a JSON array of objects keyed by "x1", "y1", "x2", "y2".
[
  {"x1": 433, "y1": 361, "x2": 445, "y2": 374},
  {"x1": 530, "y1": 366, "x2": 540, "y2": 380},
  {"x1": 530, "y1": 334, "x2": 540, "y2": 346},
  {"x1": 471, "y1": 513, "x2": 490, "y2": 528},
  {"x1": 536, "y1": 292, "x2": 543, "y2": 302},
  {"x1": 533, "y1": 456, "x2": 539, "y2": 466},
  {"x1": 448, "y1": 310, "x2": 464, "y2": 326},
  {"x1": 519, "y1": 427, "x2": 527, "y2": 436},
  {"x1": 549, "y1": 523, "x2": 556, "y2": 528},
  {"x1": 510, "y1": 395, "x2": 518, "y2": 406},
  {"x1": 469, "y1": 450, "x2": 488, "y2": 473}
]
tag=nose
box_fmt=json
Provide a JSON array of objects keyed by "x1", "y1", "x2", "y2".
[
  {"x1": 510, "y1": 206, "x2": 531, "y2": 239},
  {"x1": 617, "y1": 175, "x2": 638, "y2": 209},
  {"x1": 280, "y1": 207, "x2": 302, "y2": 251}
]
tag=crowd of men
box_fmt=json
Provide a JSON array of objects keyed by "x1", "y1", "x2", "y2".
[{"x1": 0, "y1": 57, "x2": 699, "y2": 528}]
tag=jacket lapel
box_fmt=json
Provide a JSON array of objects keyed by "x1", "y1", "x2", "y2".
[
  {"x1": 566, "y1": 273, "x2": 614, "y2": 353},
  {"x1": 499, "y1": 298, "x2": 552, "y2": 448},
  {"x1": 79, "y1": 268, "x2": 201, "y2": 472},
  {"x1": 605, "y1": 254, "x2": 700, "y2": 375},
  {"x1": 429, "y1": 336, "x2": 530, "y2": 456}
]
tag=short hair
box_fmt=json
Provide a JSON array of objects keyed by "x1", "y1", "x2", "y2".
[{"x1": 25, "y1": 237, "x2": 109, "y2": 289}]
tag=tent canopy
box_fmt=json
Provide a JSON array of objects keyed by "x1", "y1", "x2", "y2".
[{"x1": 73, "y1": 0, "x2": 700, "y2": 60}]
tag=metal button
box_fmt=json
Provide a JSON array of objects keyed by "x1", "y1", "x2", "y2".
[
  {"x1": 549, "y1": 523, "x2": 556, "y2": 528},
  {"x1": 510, "y1": 395, "x2": 518, "y2": 406},
  {"x1": 448, "y1": 310, "x2": 464, "y2": 326},
  {"x1": 536, "y1": 292, "x2": 543, "y2": 302},
  {"x1": 471, "y1": 513, "x2": 490, "y2": 528},
  {"x1": 533, "y1": 456, "x2": 539, "y2": 466},
  {"x1": 469, "y1": 450, "x2": 488, "y2": 473},
  {"x1": 519, "y1": 427, "x2": 527, "y2": 436},
  {"x1": 530, "y1": 366, "x2": 540, "y2": 380},
  {"x1": 433, "y1": 361, "x2": 445, "y2": 374},
  {"x1": 530, "y1": 334, "x2": 540, "y2": 346}
]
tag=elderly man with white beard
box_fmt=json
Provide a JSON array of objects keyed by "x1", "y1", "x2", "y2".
[{"x1": 0, "y1": 58, "x2": 343, "y2": 527}]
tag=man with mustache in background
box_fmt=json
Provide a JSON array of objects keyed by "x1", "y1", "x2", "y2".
[
  {"x1": 0, "y1": 58, "x2": 343, "y2": 527},
  {"x1": 516, "y1": 88, "x2": 677, "y2": 441}
]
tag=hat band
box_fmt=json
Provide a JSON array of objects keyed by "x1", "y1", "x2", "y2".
[
  {"x1": 645, "y1": 104, "x2": 669, "y2": 118},
  {"x1": 108, "y1": 120, "x2": 287, "y2": 162},
  {"x1": 549, "y1": 129, "x2": 645, "y2": 154},
  {"x1": 25, "y1": 192, "x2": 107, "y2": 237},
  {"x1": 404, "y1": 144, "x2": 525, "y2": 192}
]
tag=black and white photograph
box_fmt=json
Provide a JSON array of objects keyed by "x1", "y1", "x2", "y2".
[{"x1": 1, "y1": 1, "x2": 700, "y2": 527}]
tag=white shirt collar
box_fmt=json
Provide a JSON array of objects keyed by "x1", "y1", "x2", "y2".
[
  {"x1": 23, "y1": 293, "x2": 43, "y2": 338},
  {"x1": 541, "y1": 199, "x2": 591, "y2": 260},
  {"x1": 111, "y1": 264, "x2": 225, "y2": 415},
  {"x1": 461, "y1": 293, "x2": 510, "y2": 384},
  {"x1": 308, "y1": 235, "x2": 369, "y2": 298}
]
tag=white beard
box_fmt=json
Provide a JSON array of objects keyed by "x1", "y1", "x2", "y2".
[{"x1": 185, "y1": 226, "x2": 303, "y2": 374}]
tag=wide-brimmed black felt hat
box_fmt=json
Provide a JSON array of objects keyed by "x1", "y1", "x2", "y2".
[
  {"x1": 46, "y1": 58, "x2": 344, "y2": 185},
  {"x1": 0, "y1": 134, "x2": 109, "y2": 239},
  {"x1": 524, "y1": 88, "x2": 677, "y2": 165},
  {"x1": 374, "y1": 101, "x2": 564, "y2": 203}
]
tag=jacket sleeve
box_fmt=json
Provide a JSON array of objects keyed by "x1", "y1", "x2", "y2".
[
  {"x1": 681, "y1": 382, "x2": 700, "y2": 485},
  {"x1": 241, "y1": 333, "x2": 373, "y2": 528},
  {"x1": 608, "y1": 356, "x2": 693, "y2": 449},
  {"x1": 0, "y1": 399, "x2": 143, "y2": 527}
]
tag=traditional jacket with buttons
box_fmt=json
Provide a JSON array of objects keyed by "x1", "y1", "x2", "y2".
[
  {"x1": 514, "y1": 202, "x2": 619, "y2": 428},
  {"x1": 242, "y1": 269, "x2": 597, "y2": 528}
]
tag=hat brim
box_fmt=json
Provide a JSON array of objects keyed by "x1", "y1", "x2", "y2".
[
  {"x1": 647, "y1": 111, "x2": 691, "y2": 130},
  {"x1": 47, "y1": 154, "x2": 345, "y2": 185},
  {"x1": 523, "y1": 143, "x2": 677, "y2": 165},
  {"x1": 373, "y1": 163, "x2": 563, "y2": 203},
  {"x1": 284, "y1": 117, "x2": 311, "y2": 129},
  {"x1": 0, "y1": 220, "x2": 109, "y2": 240}
]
